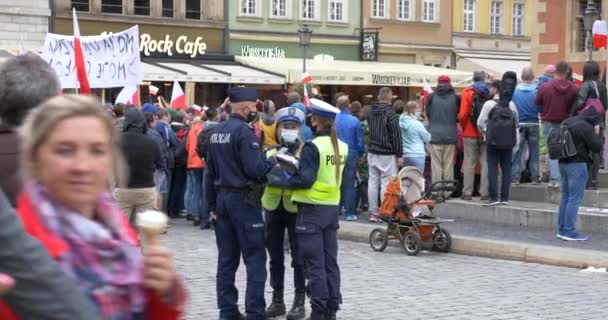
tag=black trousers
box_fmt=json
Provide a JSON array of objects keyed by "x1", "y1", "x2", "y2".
[
  {"x1": 167, "y1": 165, "x2": 187, "y2": 217},
  {"x1": 486, "y1": 145, "x2": 513, "y2": 202}
]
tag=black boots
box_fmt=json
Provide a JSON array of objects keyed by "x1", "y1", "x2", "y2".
[
  {"x1": 306, "y1": 309, "x2": 326, "y2": 320},
  {"x1": 265, "y1": 291, "x2": 286, "y2": 318},
  {"x1": 286, "y1": 293, "x2": 306, "y2": 320}
]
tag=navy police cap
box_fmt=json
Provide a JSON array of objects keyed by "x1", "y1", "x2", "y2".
[{"x1": 228, "y1": 87, "x2": 258, "y2": 103}]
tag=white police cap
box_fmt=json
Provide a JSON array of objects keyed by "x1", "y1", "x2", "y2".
[
  {"x1": 276, "y1": 106, "x2": 306, "y2": 124},
  {"x1": 310, "y1": 98, "x2": 340, "y2": 119}
]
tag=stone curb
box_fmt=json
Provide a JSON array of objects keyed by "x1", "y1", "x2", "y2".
[{"x1": 338, "y1": 221, "x2": 608, "y2": 269}]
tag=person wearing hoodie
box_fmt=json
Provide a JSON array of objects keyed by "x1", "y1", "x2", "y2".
[
  {"x1": 144, "y1": 112, "x2": 169, "y2": 211},
  {"x1": 511, "y1": 67, "x2": 542, "y2": 184},
  {"x1": 115, "y1": 108, "x2": 162, "y2": 220},
  {"x1": 426, "y1": 75, "x2": 460, "y2": 189},
  {"x1": 535, "y1": 61, "x2": 579, "y2": 188},
  {"x1": 398, "y1": 100, "x2": 431, "y2": 172},
  {"x1": 260, "y1": 100, "x2": 278, "y2": 149},
  {"x1": 572, "y1": 61, "x2": 608, "y2": 190},
  {"x1": 458, "y1": 71, "x2": 492, "y2": 200},
  {"x1": 367, "y1": 87, "x2": 403, "y2": 222},
  {"x1": 557, "y1": 108, "x2": 602, "y2": 241},
  {"x1": 537, "y1": 64, "x2": 555, "y2": 88}
]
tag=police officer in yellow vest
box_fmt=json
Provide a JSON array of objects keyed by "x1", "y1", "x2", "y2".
[
  {"x1": 278, "y1": 98, "x2": 348, "y2": 320},
  {"x1": 263, "y1": 106, "x2": 307, "y2": 320}
]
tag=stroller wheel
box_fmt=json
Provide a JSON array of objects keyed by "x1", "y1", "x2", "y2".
[
  {"x1": 401, "y1": 231, "x2": 421, "y2": 256},
  {"x1": 432, "y1": 228, "x2": 452, "y2": 253},
  {"x1": 369, "y1": 228, "x2": 388, "y2": 252}
]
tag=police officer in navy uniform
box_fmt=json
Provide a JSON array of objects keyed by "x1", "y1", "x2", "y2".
[
  {"x1": 262, "y1": 107, "x2": 307, "y2": 320},
  {"x1": 275, "y1": 99, "x2": 348, "y2": 320},
  {"x1": 205, "y1": 87, "x2": 277, "y2": 320}
]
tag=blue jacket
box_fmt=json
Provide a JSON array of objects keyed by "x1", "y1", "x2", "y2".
[
  {"x1": 399, "y1": 114, "x2": 431, "y2": 158},
  {"x1": 537, "y1": 74, "x2": 553, "y2": 88},
  {"x1": 335, "y1": 110, "x2": 364, "y2": 158},
  {"x1": 512, "y1": 83, "x2": 541, "y2": 124}
]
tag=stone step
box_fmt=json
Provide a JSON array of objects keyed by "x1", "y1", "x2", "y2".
[
  {"x1": 433, "y1": 199, "x2": 608, "y2": 235},
  {"x1": 596, "y1": 169, "x2": 608, "y2": 188},
  {"x1": 509, "y1": 184, "x2": 608, "y2": 207}
]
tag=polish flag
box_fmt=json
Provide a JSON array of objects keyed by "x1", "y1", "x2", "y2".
[
  {"x1": 302, "y1": 72, "x2": 313, "y2": 84},
  {"x1": 593, "y1": 20, "x2": 608, "y2": 48},
  {"x1": 149, "y1": 85, "x2": 159, "y2": 95},
  {"x1": 422, "y1": 80, "x2": 433, "y2": 106},
  {"x1": 114, "y1": 86, "x2": 139, "y2": 105},
  {"x1": 170, "y1": 81, "x2": 186, "y2": 110},
  {"x1": 302, "y1": 73, "x2": 312, "y2": 107},
  {"x1": 72, "y1": 9, "x2": 90, "y2": 95}
]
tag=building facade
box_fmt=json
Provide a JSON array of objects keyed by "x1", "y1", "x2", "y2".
[
  {"x1": 533, "y1": 0, "x2": 607, "y2": 77},
  {"x1": 0, "y1": 0, "x2": 51, "y2": 54},
  {"x1": 453, "y1": 0, "x2": 533, "y2": 77},
  {"x1": 228, "y1": 0, "x2": 361, "y2": 61},
  {"x1": 362, "y1": 0, "x2": 453, "y2": 66}
]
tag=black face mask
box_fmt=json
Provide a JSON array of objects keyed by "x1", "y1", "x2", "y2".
[{"x1": 246, "y1": 111, "x2": 258, "y2": 123}]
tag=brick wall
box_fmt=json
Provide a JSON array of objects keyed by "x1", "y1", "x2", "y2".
[{"x1": 0, "y1": 0, "x2": 50, "y2": 52}]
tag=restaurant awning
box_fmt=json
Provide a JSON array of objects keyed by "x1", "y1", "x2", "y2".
[
  {"x1": 236, "y1": 56, "x2": 472, "y2": 88},
  {"x1": 455, "y1": 51, "x2": 531, "y2": 78},
  {"x1": 142, "y1": 60, "x2": 285, "y2": 85}
]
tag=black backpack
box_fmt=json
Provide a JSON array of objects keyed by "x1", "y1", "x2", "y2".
[
  {"x1": 547, "y1": 122, "x2": 577, "y2": 160},
  {"x1": 173, "y1": 127, "x2": 189, "y2": 167},
  {"x1": 486, "y1": 103, "x2": 517, "y2": 150},
  {"x1": 469, "y1": 92, "x2": 490, "y2": 127},
  {"x1": 196, "y1": 126, "x2": 214, "y2": 160}
]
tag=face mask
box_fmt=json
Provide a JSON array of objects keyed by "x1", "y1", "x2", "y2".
[
  {"x1": 281, "y1": 129, "x2": 299, "y2": 145},
  {"x1": 246, "y1": 111, "x2": 258, "y2": 123}
]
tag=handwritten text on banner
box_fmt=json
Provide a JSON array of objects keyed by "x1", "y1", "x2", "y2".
[{"x1": 41, "y1": 26, "x2": 142, "y2": 89}]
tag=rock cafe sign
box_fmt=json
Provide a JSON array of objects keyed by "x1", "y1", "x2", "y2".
[{"x1": 102, "y1": 32, "x2": 207, "y2": 58}]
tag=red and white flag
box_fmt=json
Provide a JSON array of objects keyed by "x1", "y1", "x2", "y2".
[
  {"x1": 170, "y1": 81, "x2": 186, "y2": 110},
  {"x1": 593, "y1": 20, "x2": 608, "y2": 48},
  {"x1": 149, "y1": 85, "x2": 159, "y2": 95},
  {"x1": 302, "y1": 73, "x2": 312, "y2": 107},
  {"x1": 72, "y1": 9, "x2": 90, "y2": 95},
  {"x1": 422, "y1": 80, "x2": 433, "y2": 106},
  {"x1": 115, "y1": 86, "x2": 139, "y2": 105}
]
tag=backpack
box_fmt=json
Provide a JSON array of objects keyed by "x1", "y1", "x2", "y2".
[
  {"x1": 196, "y1": 126, "x2": 214, "y2": 160},
  {"x1": 486, "y1": 103, "x2": 517, "y2": 150},
  {"x1": 576, "y1": 81, "x2": 606, "y2": 118},
  {"x1": 547, "y1": 122, "x2": 577, "y2": 160},
  {"x1": 469, "y1": 92, "x2": 490, "y2": 127},
  {"x1": 173, "y1": 127, "x2": 189, "y2": 167}
]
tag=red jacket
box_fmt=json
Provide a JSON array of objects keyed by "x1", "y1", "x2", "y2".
[
  {"x1": 0, "y1": 192, "x2": 186, "y2": 320},
  {"x1": 458, "y1": 87, "x2": 483, "y2": 138},
  {"x1": 185, "y1": 121, "x2": 205, "y2": 169}
]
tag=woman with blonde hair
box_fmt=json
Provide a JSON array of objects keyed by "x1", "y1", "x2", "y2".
[{"x1": 0, "y1": 95, "x2": 185, "y2": 320}]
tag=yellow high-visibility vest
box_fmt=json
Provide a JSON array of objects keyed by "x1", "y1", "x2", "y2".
[
  {"x1": 291, "y1": 136, "x2": 348, "y2": 206},
  {"x1": 261, "y1": 148, "x2": 298, "y2": 213}
]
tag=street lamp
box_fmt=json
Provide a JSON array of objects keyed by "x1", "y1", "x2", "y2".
[
  {"x1": 298, "y1": 24, "x2": 312, "y2": 73},
  {"x1": 584, "y1": 0, "x2": 600, "y2": 61}
]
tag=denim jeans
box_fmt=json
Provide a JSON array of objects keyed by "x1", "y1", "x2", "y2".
[
  {"x1": 542, "y1": 122, "x2": 561, "y2": 184},
  {"x1": 512, "y1": 124, "x2": 540, "y2": 183},
  {"x1": 486, "y1": 145, "x2": 513, "y2": 202},
  {"x1": 185, "y1": 168, "x2": 206, "y2": 221},
  {"x1": 558, "y1": 162, "x2": 588, "y2": 236},
  {"x1": 403, "y1": 156, "x2": 426, "y2": 173},
  {"x1": 341, "y1": 155, "x2": 359, "y2": 216}
]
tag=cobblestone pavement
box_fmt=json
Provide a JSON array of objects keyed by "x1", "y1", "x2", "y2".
[{"x1": 163, "y1": 220, "x2": 608, "y2": 320}]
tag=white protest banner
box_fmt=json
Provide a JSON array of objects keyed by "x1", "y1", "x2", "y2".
[{"x1": 41, "y1": 25, "x2": 142, "y2": 89}]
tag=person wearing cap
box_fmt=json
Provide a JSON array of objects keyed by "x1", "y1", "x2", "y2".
[
  {"x1": 279, "y1": 98, "x2": 347, "y2": 320},
  {"x1": 426, "y1": 75, "x2": 460, "y2": 192},
  {"x1": 205, "y1": 87, "x2": 278, "y2": 320},
  {"x1": 262, "y1": 106, "x2": 307, "y2": 320}
]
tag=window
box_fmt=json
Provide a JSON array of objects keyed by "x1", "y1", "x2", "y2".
[
  {"x1": 329, "y1": 0, "x2": 346, "y2": 22},
  {"x1": 463, "y1": 0, "x2": 476, "y2": 32},
  {"x1": 576, "y1": 0, "x2": 602, "y2": 52},
  {"x1": 72, "y1": 0, "x2": 89, "y2": 12},
  {"x1": 302, "y1": 0, "x2": 316, "y2": 20},
  {"x1": 272, "y1": 0, "x2": 287, "y2": 17},
  {"x1": 512, "y1": 3, "x2": 525, "y2": 36},
  {"x1": 186, "y1": 0, "x2": 201, "y2": 19},
  {"x1": 101, "y1": 0, "x2": 122, "y2": 14},
  {"x1": 397, "y1": 0, "x2": 412, "y2": 20},
  {"x1": 490, "y1": 1, "x2": 502, "y2": 34},
  {"x1": 422, "y1": 0, "x2": 437, "y2": 22},
  {"x1": 242, "y1": 0, "x2": 257, "y2": 16},
  {"x1": 134, "y1": 0, "x2": 150, "y2": 16},
  {"x1": 162, "y1": 0, "x2": 174, "y2": 17},
  {"x1": 372, "y1": 0, "x2": 387, "y2": 18}
]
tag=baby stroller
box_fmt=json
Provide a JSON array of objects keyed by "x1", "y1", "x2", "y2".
[{"x1": 368, "y1": 167, "x2": 457, "y2": 256}]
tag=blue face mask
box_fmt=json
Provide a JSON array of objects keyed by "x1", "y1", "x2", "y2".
[{"x1": 281, "y1": 129, "x2": 299, "y2": 145}]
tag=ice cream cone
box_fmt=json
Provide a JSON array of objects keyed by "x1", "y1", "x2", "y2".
[{"x1": 136, "y1": 210, "x2": 168, "y2": 246}]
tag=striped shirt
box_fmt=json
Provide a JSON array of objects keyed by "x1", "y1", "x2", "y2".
[{"x1": 367, "y1": 102, "x2": 403, "y2": 157}]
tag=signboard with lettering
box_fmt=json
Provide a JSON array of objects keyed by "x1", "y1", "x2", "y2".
[
  {"x1": 41, "y1": 26, "x2": 142, "y2": 89},
  {"x1": 241, "y1": 46, "x2": 286, "y2": 59},
  {"x1": 139, "y1": 34, "x2": 207, "y2": 58}
]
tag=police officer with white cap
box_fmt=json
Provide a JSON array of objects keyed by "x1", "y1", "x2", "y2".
[
  {"x1": 262, "y1": 106, "x2": 307, "y2": 320},
  {"x1": 277, "y1": 99, "x2": 348, "y2": 320},
  {"x1": 205, "y1": 87, "x2": 278, "y2": 320}
]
